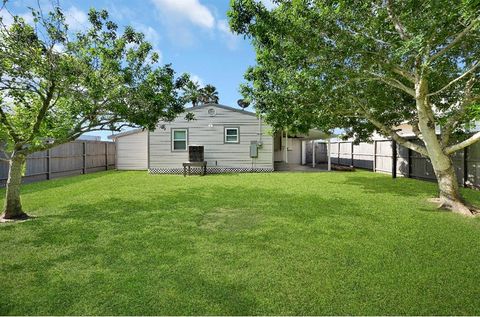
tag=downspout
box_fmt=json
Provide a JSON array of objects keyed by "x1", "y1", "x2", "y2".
[{"x1": 258, "y1": 116, "x2": 263, "y2": 144}]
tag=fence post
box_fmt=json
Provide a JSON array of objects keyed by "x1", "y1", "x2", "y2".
[
  {"x1": 46, "y1": 149, "x2": 51, "y2": 180},
  {"x1": 105, "y1": 142, "x2": 108, "y2": 171},
  {"x1": 82, "y1": 142, "x2": 87, "y2": 174},
  {"x1": 338, "y1": 142, "x2": 340, "y2": 165},
  {"x1": 407, "y1": 148, "x2": 412, "y2": 178},
  {"x1": 463, "y1": 147, "x2": 468, "y2": 187},
  {"x1": 351, "y1": 142, "x2": 354, "y2": 167},
  {"x1": 373, "y1": 140, "x2": 377, "y2": 172},
  {"x1": 392, "y1": 140, "x2": 397, "y2": 179}
]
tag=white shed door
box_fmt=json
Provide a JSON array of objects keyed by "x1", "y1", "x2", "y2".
[{"x1": 116, "y1": 131, "x2": 148, "y2": 170}]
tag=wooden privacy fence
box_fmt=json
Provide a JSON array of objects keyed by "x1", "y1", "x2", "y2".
[
  {"x1": 0, "y1": 140, "x2": 116, "y2": 186},
  {"x1": 306, "y1": 139, "x2": 480, "y2": 188}
]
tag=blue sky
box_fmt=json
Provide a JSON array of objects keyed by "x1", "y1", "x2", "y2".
[{"x1": 4, "y1": 0, "x2": 275, "y2": 139}]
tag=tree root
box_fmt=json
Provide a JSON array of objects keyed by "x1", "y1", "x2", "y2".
[
  {"x1": 0, "y1": 212, "x2": 31, "y2": 223},
  {"x1": 428, "y1": 198, "x2": 480, "y2": 217}
]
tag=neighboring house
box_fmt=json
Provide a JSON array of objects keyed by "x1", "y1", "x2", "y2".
[
  {"x1": 111, "y1": 104, "x2": 274, "y2": 173},
  {"x1": 77, "y1": 135, "x2": 102, "y2": 141}
]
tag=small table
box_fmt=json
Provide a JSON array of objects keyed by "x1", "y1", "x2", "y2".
[{"x1": 183, "y1": 161, "x2": 207, "y2": 177}]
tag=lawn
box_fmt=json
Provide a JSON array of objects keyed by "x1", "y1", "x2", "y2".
[{"x1": 0, "y1": 170, "x2": 479, "y2": 315}]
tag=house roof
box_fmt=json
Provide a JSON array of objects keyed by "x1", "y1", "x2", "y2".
[
  {"x1": 109, "y1": 104, "x2": 257, "y2": 139},
  {"x1": 108, "y1": 128, "x2": 144, "y2": 139},
  {"x1": 188, "y1": 103, "x2": 257, "y2": 117}
]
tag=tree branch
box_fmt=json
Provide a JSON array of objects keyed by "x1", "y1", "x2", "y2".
[
  {"x1": 355, "y1": 101, "x2": 428, "y2": 155},
  {"x1": 385, "y1": 0, "x2": 410, "y2": 40},
  {"x1": 391, "y1": 66, "x2": 415, "y2": 83},
  {"x1": 430, "y1": 16, "x2": 480, "y2": 62},
  {"x1": 440, "y1": 76, "x2": 477, "y2": 146},
  {"x1": 428, "y1": 61, "x2": 479, "y2": 97},
  {"x1": 445, "y1": 132, "x2": 480, "y2": 154},
  {"x1": 368, "y1": 72, "x2": 416, "y2": 96},
  {"x1": 0, "y1": 106, "x2": 20, "y2": 142},
  {"x1": 29, "y1": 81, "x2": 55, "y2": 140}
]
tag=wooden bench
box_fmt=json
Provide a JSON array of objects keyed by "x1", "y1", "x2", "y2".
[{"x1": 183, "y1": 161, "x2": 207, "y2": 177}]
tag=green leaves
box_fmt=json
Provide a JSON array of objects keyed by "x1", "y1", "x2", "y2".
[
  {"x1": 0, "y1": 4, "x2": 188, "y2": 154},
  {"x1": 229, "y1": 0, "x2": 480, "y2": 142}
]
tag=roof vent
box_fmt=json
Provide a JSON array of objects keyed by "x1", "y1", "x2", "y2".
[{"x1": 208, "y1": 108, "x2": 216, "y2": 116}]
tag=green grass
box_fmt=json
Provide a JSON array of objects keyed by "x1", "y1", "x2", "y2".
[{"x1": 0, "y1": 170, "x2": 479, "y2": 315}]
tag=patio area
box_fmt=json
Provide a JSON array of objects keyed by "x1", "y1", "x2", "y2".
[{"x1": 274, "y1": 162, "x2": 329, "y2": 172}]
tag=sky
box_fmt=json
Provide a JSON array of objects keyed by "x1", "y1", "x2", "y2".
[{"x1": 4, "y1": 0, "x2": 276, "y2": 139}]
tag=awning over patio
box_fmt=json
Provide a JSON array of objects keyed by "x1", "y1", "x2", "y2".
[
  {"x1": 278, "y1": 129, "x2": 338, "y2": 171},
  {"x1": 286, "y1": 129, "x2": 336, "y2": 141}
]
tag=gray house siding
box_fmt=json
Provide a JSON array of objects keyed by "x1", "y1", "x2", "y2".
[{"x1": 149, "y1": 104, "x2": 274, "y2": 174}]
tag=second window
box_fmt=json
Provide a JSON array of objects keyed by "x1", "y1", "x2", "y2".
[{"x1": 224, "y1": 127, "x2": 239, "y2": 143}]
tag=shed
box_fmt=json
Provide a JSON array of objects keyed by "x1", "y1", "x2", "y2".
[{"x1": 109, "y1": 129, "x2": 148, "y2": 170}]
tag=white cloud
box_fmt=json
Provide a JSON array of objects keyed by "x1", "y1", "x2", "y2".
[
  {"x1": 190, "y1": 74, "x2": 204, "y2": 86},
  {"x1": 151, "y1": 0, "x2": 215, "y2": 29},
  {"x1": 216, "y1": 19, "x2": 230, "y2": 34},
  {"x1": 64, "y1": 6, "x2": 88, "y2": 31},
  {"x1": 135, "y1": 24, "x2": 161, "y2": 45},
  {"x1": 216, "y1": 19, "x2": 239, "y2": 50},
  {"x1": 150, "y1": 0, "x2": 241, "y2": 49}
]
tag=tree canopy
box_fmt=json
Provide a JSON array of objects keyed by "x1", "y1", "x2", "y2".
[
  {"x1": 0, "y1": 4, "x2": 188, "y2": 155},
  {"x1": 0, "y1": 2, "x2": 190, "y2": 219},
  {"x1": 229, "y1": 0, "x2": 480, "y2": 215},
  {"x1": 229, "y1": 0, "x2": 479, "y2": 145}
]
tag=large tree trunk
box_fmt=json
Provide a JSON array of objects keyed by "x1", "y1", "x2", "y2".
[
  {"x1": 416, "y1": 79, "x2": 475, "y2": 216},
  {"x1": 1, "y1": 153, "x2": 28, "y2": 220},
  {"x1": 430, "y1": 152, "x2": 474, "y2": 216}
]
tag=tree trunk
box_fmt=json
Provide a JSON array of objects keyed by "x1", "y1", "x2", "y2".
[
  {"x1": 431, "y1": 154, "x2": 474, "y2": 216},
  {"x1": 1, "y1": 153, "x2": 28, "y2": 220},
  {"x1": 415, "y1": 79, "x2": 475, "y2": 216}
]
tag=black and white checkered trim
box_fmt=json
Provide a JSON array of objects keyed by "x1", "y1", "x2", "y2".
[{"x1": 149, "y1": 167, "x2": 274, "y2": 175}]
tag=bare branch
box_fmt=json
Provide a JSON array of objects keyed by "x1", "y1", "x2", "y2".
[
  {"x1": 428, "y1": 61, "x2": 479, "y2": 97},
  {"x1": 445, "y1": 132, "x2": 480, "y2": 154},
  {"x1": 430, "y1": 16, "x2": 480, "y2": 62}
]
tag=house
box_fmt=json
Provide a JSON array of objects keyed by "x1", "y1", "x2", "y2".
[
  {"x1": 110, "y1": 104, "x2": 274, "y2": 174},
  {"x1": 110, "y1": 103, "x2": 334, "y2": 173}
]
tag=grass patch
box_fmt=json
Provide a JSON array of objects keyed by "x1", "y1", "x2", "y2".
[{"x1": 0, "y1": 170, "x2": 479, "y2": 315}]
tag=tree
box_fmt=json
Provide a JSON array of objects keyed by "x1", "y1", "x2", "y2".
[
  {"x1": 0, "y1": 4, "x2": 188, "y2": 220},
  {"x1": 199, "y1": 84, "x2": 219, "y2": 104},
  {"x1": 183, "y1": 80, "x2": 201, "y2": 107},
  {"x1": 229, "y1": 0, "x2": 480, "y2": 216}
]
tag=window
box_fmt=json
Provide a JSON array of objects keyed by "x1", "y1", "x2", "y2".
[
  {"x1": 172, "y1": 129, "x2": 187, "y2": 151},
  {"x1": 225, "y1": 127, "x2": 239, "y2": 143}
]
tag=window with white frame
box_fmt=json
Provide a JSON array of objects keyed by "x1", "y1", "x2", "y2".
[
  {"x1": 172, "y1": 129, "x2": 188, "y2": 151},
  {"x1": 224, "y1": 127, "x2": 239, "y2": 143}
]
